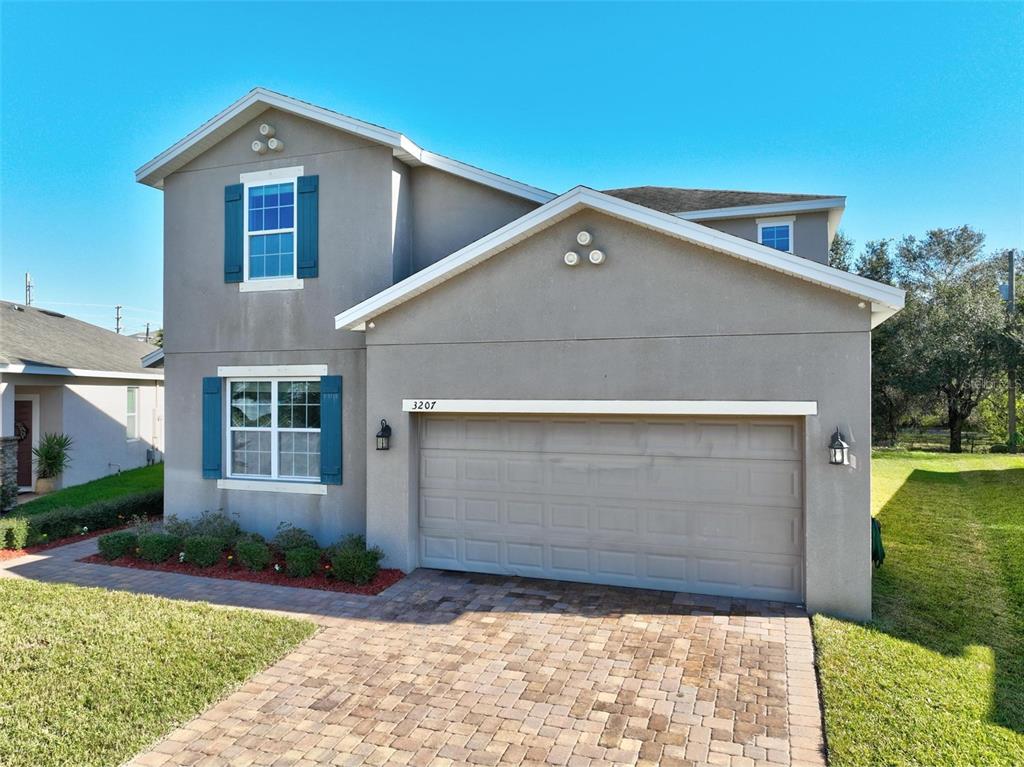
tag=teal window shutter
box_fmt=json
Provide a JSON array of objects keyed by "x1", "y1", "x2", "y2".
[
  {"x1": 224, "y1": 184, "x2": 244, "y2": 283},
  {"x1": 202, "y1": 377, "x2": 222, "y2": 478},
  {"x1": 297, "y1": 175, "x2": 319, "y2": 278},
  {"x1": 320, "y1": 375, "x2": 341, "y2": 484}
]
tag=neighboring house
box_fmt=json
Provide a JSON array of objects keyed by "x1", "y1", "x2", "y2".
[
  {"x1": 0, "y1": 302, "x2": 164, "y2": 494},
  {"x1": 136, "y1": 87, "x2": 903, "y2": 620}
]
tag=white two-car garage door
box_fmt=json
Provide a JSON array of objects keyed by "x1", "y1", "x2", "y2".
[{"x1": 417, "y1": 414, "x2": 805, "y2": 602}]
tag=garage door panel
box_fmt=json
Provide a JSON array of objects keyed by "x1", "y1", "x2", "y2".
[{"x1": 418, "y1": 414, "x2": 804, "y2": 602}]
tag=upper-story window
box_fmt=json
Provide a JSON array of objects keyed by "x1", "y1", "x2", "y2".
[
  {"x1": 126, "y1": 386, "x2": 139, "y2": 440},
  {"x1": 248, "y1": 182, "x2": 295, "y2": 279},
  {"x1": 757, "y1": 216, "x2": 795, "y2": 254},
  {"x1": 237, "y1": 166, "x2": 305, "y2": 291}
]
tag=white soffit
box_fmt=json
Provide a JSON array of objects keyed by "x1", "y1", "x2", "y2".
[
  {"x1": 334, "y1": 186, "x2": 905, "y2": 331},
  {"x1": 135, "y1": 88, "x2": 554, "y2": 204},
  {"x1": 402, "y1": 399, "x2": 819, "y2": 416},
  {"x1": 675, "y1": 197, "x2": 846, "y2": 221}
]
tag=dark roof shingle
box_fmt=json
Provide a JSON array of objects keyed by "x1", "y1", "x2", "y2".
[
  {"x1": 602, "y1": 186, "x2": 841, "y2": 214},
  {"x1": 0, "y1": 302, "x2": 157, "y2": 374}
]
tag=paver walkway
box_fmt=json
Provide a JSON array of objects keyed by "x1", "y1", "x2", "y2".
[{"x1": 1, "y1": 539, "x2": 826, "y2": 767}]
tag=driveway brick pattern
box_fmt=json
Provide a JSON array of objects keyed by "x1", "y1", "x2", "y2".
[{"x1": 1, "y1": 542, "x2": 825, "y2": 767}]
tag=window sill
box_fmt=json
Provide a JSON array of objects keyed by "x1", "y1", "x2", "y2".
[
  {"x1": 216, "y1": 478, "x2": 327, "y2": 495},
  {"x1": 239, "y1": 277, "x2": 304, "y2": 293}
]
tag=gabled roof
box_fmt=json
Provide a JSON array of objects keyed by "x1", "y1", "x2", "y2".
[
  {"x1": 604, "y1": 186, "x2": 845, "y2": 219},
  {"x1": 0, "y1": 302, "x2": 163, "y2": 379},
  {"x1": 135, "y1": 88, "x2": 555, "y2": 203},
  {"x1": 334, "y1": 186, "x2": 904, "y2": 331}
]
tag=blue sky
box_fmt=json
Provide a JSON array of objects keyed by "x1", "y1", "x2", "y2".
[{"x1": 2, "y1": 2, "x2": 1021, "y2": 332}]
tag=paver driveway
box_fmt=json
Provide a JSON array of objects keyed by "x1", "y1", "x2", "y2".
[{"x1": 2, "y1": 541, "x2": 825, "y2": 767}]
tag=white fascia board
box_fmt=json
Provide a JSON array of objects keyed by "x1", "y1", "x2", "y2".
[
  {"x1": 675, "y1": 197, "x2": 847, "y2": 221},
  {"x1": 216, "y1": 364, "x2": 327, "y2": 377},
  {"x1": 334, "y1": 186, "x2": 904, "y2": 331},
  {"x1": 403, "y1": 399, "x2": 819, "y2": 416},
  {"x1": 135, "y1": 88, "x2": 554, "y2": 204},
  {"x1": 0, "y1": 363, "x2": 164, "y2": 380},
  {"x1": 141, "y1": 348, "x2": 164, "y2": 368}
]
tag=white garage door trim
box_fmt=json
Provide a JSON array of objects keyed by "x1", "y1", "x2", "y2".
[
  {"x1": 404, "y1": 399, "x2": 818, "y2": 416},
  {"x1": 416, "y1": 412, "x2": 807, "y2": 603}
]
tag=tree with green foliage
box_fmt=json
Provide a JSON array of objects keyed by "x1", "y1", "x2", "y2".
[
  {"x1": 829, "y1": 230, "x2": 854, "y2": 271},
  {"x1": 893, "y1": 227, "x2": 1009, "y2": 452}
]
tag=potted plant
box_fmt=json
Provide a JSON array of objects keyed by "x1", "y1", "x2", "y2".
[{"x1": 32, "y1": 432, "x2": 73, "y2": 494}]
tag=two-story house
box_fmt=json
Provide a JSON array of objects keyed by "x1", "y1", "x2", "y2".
[{"x1": 137, "y1": 88, "x2": 903, "y2": 620}]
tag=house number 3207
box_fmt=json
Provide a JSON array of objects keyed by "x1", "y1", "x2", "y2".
[{"x1": 410, "y1": 400, "x2": 438, "y2": 410}]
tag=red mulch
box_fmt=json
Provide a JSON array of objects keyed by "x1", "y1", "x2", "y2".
[
  {"x1": 0, "y1": 527, "x2": 121, "y2": 561},
  {"x1": 78, "y1": 548, "x2": 404, "y2": 596}
]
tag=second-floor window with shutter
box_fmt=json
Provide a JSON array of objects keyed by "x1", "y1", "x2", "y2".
[{"x1": 247, "y1": 181, "x2": 296, "y2": 280}]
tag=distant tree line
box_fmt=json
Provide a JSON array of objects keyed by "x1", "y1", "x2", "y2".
[{"x1": 829, "y1": 227, "x2": 1022, "y2": 453}]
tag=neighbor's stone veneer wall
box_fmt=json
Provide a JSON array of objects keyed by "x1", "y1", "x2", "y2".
[{"x1": 0, "y1": 436, "x2": 18, "y2": 511}]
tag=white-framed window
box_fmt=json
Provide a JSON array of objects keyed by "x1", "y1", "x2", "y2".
[
  {"x1": 126, "y1": 386, "x2": 139, "y2": 440},
  {"x1": 757, "y1": 216, "x2": 796, "y2": 254},
  {"x1": 240, "y1": 166, "x2": 303, "y2": 291},
  {"x1": 226, "y1": 378, "x2": 321, "y2": 482}
]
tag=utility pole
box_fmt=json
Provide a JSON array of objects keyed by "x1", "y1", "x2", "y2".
[
  {"x1": 1009, "y1": 249, "x2": 1018, "y2": 453},
  {"x1": 24, "y1": 273, "x2": 33, "y2": 306},
  {"x1": 115, "y1": 305, "x2": 123, "y2": 334},
  {"x1": 145, "y1": 322, "x2": 151, "y2": 343}
]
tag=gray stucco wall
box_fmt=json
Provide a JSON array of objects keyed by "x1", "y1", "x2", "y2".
[
  {"x1": 703, "y1": 210, "x2": 831, "y2": 264},
  {"x1": 362, "y1": 210, "x2": 874, "y2": 620},
  {"x1": 408, "y1": 166, "x2": 540, "y2": 273}
]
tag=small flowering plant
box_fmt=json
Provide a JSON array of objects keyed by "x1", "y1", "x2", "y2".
[
  {"x1": 273, "y1": 563, "x2": 282, "y2": 573},
  {"x1": 178, "y1": 551, "x2": 186, "y2": 563},
  {"x1": 80, "y1": 526, "x2": 89, "y2": 535}
]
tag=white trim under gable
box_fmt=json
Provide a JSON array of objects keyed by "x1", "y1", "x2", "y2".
[
  {"x1": 216, "y1": 364, "x2": 328, "y2": 377},
  {"x1": 135, "y1": 88, "x2": 554, "y2": 204},
  {"x1": 402, "y1": 399, "x2": 819, "y2": 416},
  {"x1": 675, "y1": 197, "x2": 846, "y2": 221},
  {"x1": 334, "y1": 186, "x2": 905, "y2": 331},
  {"x1": 0, "y1": 364, "x2": 163, "y2": 381}
]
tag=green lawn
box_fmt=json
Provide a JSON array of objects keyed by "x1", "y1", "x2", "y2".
[
  {"x1": 0, "y1": 579, "x2": 314, "y2": 767},
  {"x1": 17, "y1": 464, "x2": 163, "y2": 517},
  {"x1": 814, "y1": 451, "x2": 1024, "y2": 766}
]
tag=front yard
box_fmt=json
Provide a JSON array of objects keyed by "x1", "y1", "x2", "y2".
[
  {"x1": 0, "y1": 579, "x2": 313, "y2": 767},
  {"x1": 815, "y1": 451, "x2": 1024, "y2": 766},
  {"x1": 16, "y1": 463, "x2": 163, "y2": 516}
]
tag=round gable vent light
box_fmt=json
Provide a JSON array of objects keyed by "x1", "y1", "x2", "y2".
[
  {"x1": 259, "y1": 123, "x2": 276, "y2": 137},
  {"x1": 576, "y1": 231, "x2": 592, "y2": 246},
  {"x1": 251, "y1": 140, "x2": 267, "y2": 155},
  {"x1": 589, "y1": 249, "x2": 605, "y2": 265},
  {"x1": 267, "y1": 138, "x2": 285, "y2": 152},
  {"x1": 564, "y1": 251, "x2": 580, "y2": 266}
]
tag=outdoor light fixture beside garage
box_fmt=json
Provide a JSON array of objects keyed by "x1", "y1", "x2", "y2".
[
  {"x1": 829, "y1": 428, "x2": 850, "y2": 465},
  {"x1": 376, "y1": 419, "x2": 392, "y2": 450}
]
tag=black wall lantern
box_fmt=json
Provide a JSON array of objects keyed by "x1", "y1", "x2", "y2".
[
  {"x1": 829, "y1": 428, "x2": 850, "y2": 465},
  {"x1": 376, "y1": 419, "x2": 392, "y2": 451}
]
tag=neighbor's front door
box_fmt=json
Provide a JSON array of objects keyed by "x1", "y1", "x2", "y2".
[{"x1": 14, "y1": 399, "x2": 33, "y2": 488}]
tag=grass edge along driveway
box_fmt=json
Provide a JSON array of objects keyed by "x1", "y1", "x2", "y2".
[
  {"x1": 0, "y1": 579, "x2": 314, "y2": 767},
  {"x1": 814, "y1": 451, "x2": 1024, "y2": 766}
]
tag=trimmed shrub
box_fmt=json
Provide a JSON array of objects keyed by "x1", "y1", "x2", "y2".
[
  {"x1": 236, "y1": 539, "x2": 272, "y2": 571},
  {"x1": 190, "y1": 511, "x2": 242, "y2": 546},
  {"x1": 162, "y1": 514, "x2": 194, "y2": 538},
  {"x1": 285, "y1": 546, "x2": 320, "y2": 578},
  {"x1": 0, "y1": 517, "x2": 30, "y2": 550},
  {"x1": 328, "y1": 535, "x2": 384, "y2": 585},
  {"x1": 15, "y1": 490, "x2": 163, "y2": 546},
  {"x1": 137, "y1": 532, "x2": 180, "y2": 563},
  {"x1": 272, "y1": 523, "x2": 318, "y2": 553},
  {"x1": 236, "y1": 531, "x2": 267, "y2": 546},
  {"x1": 183, "y1": 535, "x2": 222, "y2": 567},
  {"x1": 0, "y1": 490, "x2": 161, "y2": 549},
  {"x1": 97, "y1": 531, "x2": 137, "y2": 560},
  {"x1": 990, "y1": 443, "x2": 1010, "y2": 454}
]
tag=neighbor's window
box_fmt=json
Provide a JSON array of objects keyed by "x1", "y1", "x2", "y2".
[
  {"x1": 246, "y1": 182, "x2": 295, "y2": 280},
  {"x1": 228, "y1": 379, "x2": 320, "y2": 481},
  {"x1": 757, "y1": 218, "x2": 794, "y2": 253},
  {"x1": 126, "y1": 387, "x2": 139, "y2": 439}
]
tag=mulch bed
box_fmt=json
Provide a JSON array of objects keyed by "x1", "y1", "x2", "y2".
[
  {"x1": 0, "y1": 527, "x2": 120, "y2": 561},
  {"x1": 78, "y1": 549, "x2": 404, "y2": 596}
]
